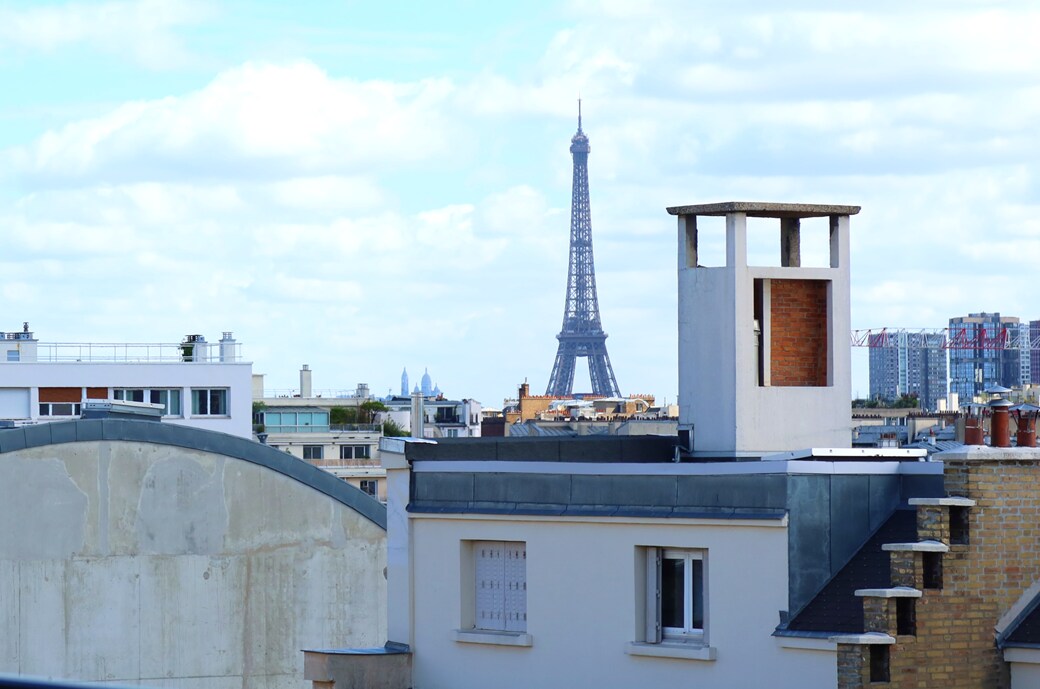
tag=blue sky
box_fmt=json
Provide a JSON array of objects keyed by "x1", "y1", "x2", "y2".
[{"x1": 4, "y1": 0, "x2": 1040, "y2": 404}]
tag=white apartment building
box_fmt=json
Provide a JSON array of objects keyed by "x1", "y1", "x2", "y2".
[
  {"x1": 0, "y1": 326, "x2": 252, "y2": 438},
  {"x1": 255, "y1": 366, "x2": 386, "y2": 500}
]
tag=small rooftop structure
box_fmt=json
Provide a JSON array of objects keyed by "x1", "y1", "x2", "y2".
[{"x1": 670, "y1": 201, "x2": 859, "y2": 455}]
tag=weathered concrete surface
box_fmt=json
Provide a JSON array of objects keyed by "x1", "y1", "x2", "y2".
[
  {"x1": 303, "y1": 648, "x2": 411, "y2": 689},
  {"x1": 0, "y1": 440, "x2": 387, "y2": 688}
]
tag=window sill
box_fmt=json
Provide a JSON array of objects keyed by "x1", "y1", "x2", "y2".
[
  {"x1": 189, "y1": 415, "x2": 230, "y2": 420},
  {"x1": 626, "y1": 642, "x2": 717, "y2": 661},
  {"x1": 453, "y1": 629, "x2": 533, "y2": 647}
]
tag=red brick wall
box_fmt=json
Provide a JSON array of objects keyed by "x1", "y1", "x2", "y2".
[{"x1": 769, "y1": 279, "x2": 828, "y2": 387}]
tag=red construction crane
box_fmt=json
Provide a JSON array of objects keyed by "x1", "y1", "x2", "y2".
[{"x1": 851, "y1": 327, "x2": 1038, "y2": 350}]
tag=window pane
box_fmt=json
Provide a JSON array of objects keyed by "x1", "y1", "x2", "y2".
[
  {"x1": 192, "y1": 389, "x2": 206, "y2": 415},
  {"x1": 169, "y1": 390, "x2": 181, "y2": 416},
  {"x1": 127, "y1": 389, "x2": 144, "y2": 403},
  {"x1": 691, "y1": 559, "x2": 704, "y2": 630},
  {"x1": 209, "y1": 390, "x2": 224, "y2": 415},
  {"x1": 114, "y1": 390, "x2": 125, "y2": 400},
  {"x1": 661, "y1": 557, "x2": 685, "y2": 629}
]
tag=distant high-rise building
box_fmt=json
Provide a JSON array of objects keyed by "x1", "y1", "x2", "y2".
[
  {"x1": 949, "y1": 312, "x2": 1021, "y2": 403},
  {"x1": 401, "y1": 367, "x2": 409, "y2": 397},
  {"x1": 868, "y1": 331, "x2": 947, "y2": 410},
  {"x1": 1031, "y1": 320, "x2": 1040, "y2": 384}
]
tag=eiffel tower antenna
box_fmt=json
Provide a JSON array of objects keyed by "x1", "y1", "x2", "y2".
[{"x1": 545, "y1": 104, "x2": 621, "y2": 398}]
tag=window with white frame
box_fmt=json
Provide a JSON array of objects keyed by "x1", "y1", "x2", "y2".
[
  {"x1": 645, "y1": 547, "x2": 705, "y2": 643},
  {"x1": 302, "y1": 445, "x2": 323, "y2": 460},
  {"x1": 191, "y1": 388, "x2": 228, "y2": 416},
  {"x1": 359, "y1": 479, "x2": 378, "y2": 496},
  {"x1": 6, "y1": 350, "x2": 19, "y2": 362},
  {"x1": 39, "y1": 402, "x2": 80, "y2": 417},
  {"x1": 473, "y1": 540, "x2": 527, "y2": 632},
  {"x1": 113, "y1": 388, "x2": 182, "y2": 416},
  {"x1": 340, "y1": 444, "x2": 371, "y2": 460}
]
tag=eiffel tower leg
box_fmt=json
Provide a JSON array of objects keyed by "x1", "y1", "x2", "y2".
[
  {"x1": 586, "y1": 342, "x2": 621, "y2": 398},
  {"x1": 546, "y1": 340, "x2": 578, "y2": 396}
]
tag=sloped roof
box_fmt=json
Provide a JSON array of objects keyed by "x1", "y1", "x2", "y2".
[
  {"x1": 785, "y1": 509, "x2": 917, "y2": 633},
  {"x1": 1001, "y1": 590, "x2": 1040, "y2": 648}
]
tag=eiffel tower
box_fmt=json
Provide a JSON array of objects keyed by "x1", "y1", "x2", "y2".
[{"x1": 545, "y1": 102, "x2": 621, "y2": 398}]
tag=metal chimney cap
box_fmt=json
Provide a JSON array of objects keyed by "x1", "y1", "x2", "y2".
[
  {"x1": 984, "y1": 384, "x2": 1013, "y2": 395},
  {"x1": 989, "y1": 398, "x2": 1014, "y2": 408}
]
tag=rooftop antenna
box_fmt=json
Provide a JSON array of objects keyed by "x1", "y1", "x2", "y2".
[{"x1": 577, "y1": 97, "x2": 582, "y2": 133}]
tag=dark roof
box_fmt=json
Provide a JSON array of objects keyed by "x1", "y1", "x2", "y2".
[
  {"x1": 785, "y1": 508, "x2": 917, "y2": 633},
  {"x1": 1002, "y1": 592, "x2": 1040, "y2": 648},
  {"x1": 0, "y1": 419, "x2": 385, "y2": 529},
  {"x1": 405, "y1": 435, "x2": 679, "y2": 463}
]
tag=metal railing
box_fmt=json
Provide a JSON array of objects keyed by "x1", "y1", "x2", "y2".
[
  {"x1": 263, "y1": 389, "x2": 370, "y2": 399},
  {"x1": 27, "y1": 342, "x2": 243, "y2": 363}
]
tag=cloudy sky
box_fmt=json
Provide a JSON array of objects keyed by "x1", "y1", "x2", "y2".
[{"x1": 3, "y1": 0, "x2": 1040, "y2": 404}]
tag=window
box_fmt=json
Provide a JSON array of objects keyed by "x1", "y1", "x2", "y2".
[
  {"x1": 870, "y1": 645, "x2": 890, "y2": 682},
  {"x1": 646, "y1": 548, "x2": 705, "y2": 643},
  {"x1": 302, "y1": 445, "x2": 323, "y2": 460},
  {"x1": 6, "y1": 350, "x2": 19, "y2": 362},
  {"x1": 360, "y1": 479, "x2": 378, "y2": 496},
  {"x1": 445, "y1": 428, "x2": 460, "y2": 438},
  {"x1": 340, "y1": 445, "x2": 371, "y2": 460},
  {"x1": 39, "y1": 402, "x2": 81, "y2": 417},
  {"x1": 473, "y1": 541, "x2": 527, "y2": 632},
  {"x1": 191, "y1": 388, "x2": 228, "y2": 416},
  {"x1": 949, "y1": 506, "x2": 969, "y2": 545},
  {"x1": 896, "y1": 597, "x2": 916, "y2": 636},
  {"x1": 113, "y1": 388, "x2": 182, "y2": 416},
  {"x1": 922, "y1": 552, "x2": 943, "y2": 590}
]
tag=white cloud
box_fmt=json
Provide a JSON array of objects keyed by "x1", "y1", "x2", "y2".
[
  {"x1": 6, "y1": 61, "x2": 457, "y2": 186},
  {"x1": 0, "y1": 0, "x2": 209, "y2": 68}
]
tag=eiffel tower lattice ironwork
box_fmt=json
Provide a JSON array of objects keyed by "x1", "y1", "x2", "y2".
[{"x1": 545, "y1": 103, "x2": 621, "y2": 398}]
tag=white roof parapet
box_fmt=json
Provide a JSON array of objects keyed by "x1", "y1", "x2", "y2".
[
  {"x1": 881, "y1": 540, "x2": 950, "y2": 553},
  {"x1": 855, "y1": 587, "x2": 923, "y2": 598},
  {"x1": 829, "y1": 632, "x2": 895, "y2": 645},
  {"x1": 908, "y1": 497, "x2": 976, "y2": 507},
  {"x1": 763, "y1": 447, "x2": 928, "y2": 461}
]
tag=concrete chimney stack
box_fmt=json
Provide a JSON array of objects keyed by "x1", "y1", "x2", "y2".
[
  {"x1": 300, "y1": 365, "x2": 312, "y2": 398},
  {"x1": 410, "y1": 390, "x2": 425, "y2": 438},
  {"x1": 219, "y1": 332, "x2": 236, "y2": 362}
]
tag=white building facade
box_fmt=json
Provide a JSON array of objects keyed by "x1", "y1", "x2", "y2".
[{"x1": 0, "y1": 328, "x2": 252, "y2": 438}]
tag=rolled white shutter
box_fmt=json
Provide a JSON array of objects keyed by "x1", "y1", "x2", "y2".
[{"x1": 0, "y1": 388, "x2": 30, "y2": 419}]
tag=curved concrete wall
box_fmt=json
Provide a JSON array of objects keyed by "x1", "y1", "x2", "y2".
[{"x1": 0, "y1": 421, "x2": 387, "y2": 688}]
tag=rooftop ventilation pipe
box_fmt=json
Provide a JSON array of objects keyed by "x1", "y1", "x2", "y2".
[
  {"x1": 1011, "y1": 404, "x2": 1040, "y2": 448},
  {"x1": 300, "y1": 365, "x2": 312, "y2": 398}
]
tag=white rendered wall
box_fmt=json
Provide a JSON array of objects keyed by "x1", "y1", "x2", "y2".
[
  {"x1": 677, "y1": 213, "x2": 852, "y2": 454},
  {"x1": 406, "y1": 513, "x2": 835, "y2": 689},
  {"x1": 0, "y1": 440, "x2": 386, "y2": 688},
  {"x1": 0, "y1": 361, "x2": 252, "y2": 437}
]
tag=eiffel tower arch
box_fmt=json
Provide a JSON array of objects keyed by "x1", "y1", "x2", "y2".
[{"x1": 545, "y1": 103, "x2": 621, "y2": 398}]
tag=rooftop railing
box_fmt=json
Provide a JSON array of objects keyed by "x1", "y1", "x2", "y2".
[
  {"x1": 24, "y1": 342, "x2": 244, "y2": 363},
  {"x1": 263, "y1": 389, "x2": 370, "y2": 399}
]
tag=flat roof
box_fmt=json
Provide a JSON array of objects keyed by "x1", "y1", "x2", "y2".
[{"x1": 665, "y1": 201, "x2": 861, "y2": 218}]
